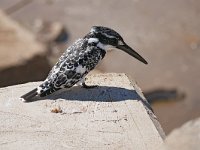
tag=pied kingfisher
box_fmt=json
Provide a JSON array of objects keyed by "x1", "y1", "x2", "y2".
[{"x1": 20, "y1": 26, "x2": 148, "y2": 102}]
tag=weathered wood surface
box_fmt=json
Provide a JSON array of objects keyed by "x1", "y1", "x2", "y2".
[{"x1": 0, "y1": 73, "x2": 164, "y2": 150}]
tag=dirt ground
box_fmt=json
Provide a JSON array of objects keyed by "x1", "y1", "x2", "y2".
[{"x1": 0, "y1": 0, "x2": 200, "y2": 134}]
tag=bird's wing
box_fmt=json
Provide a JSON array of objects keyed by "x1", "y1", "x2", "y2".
[{"x1": 38, "y1": 39, "x2": 105, "y2": 97}]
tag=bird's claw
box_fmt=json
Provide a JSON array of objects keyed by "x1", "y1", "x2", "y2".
[{"x1": 82, "y1": 82, "x2": 98, "y2": 89}]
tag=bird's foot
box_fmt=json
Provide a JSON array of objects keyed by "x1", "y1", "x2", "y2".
[{"x1": 81, "y1": 82, "x2": 98, "y2": 89}]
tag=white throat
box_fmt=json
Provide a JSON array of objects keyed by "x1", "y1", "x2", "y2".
[
  {"x1": 97, "y1": 42, "x2": 114, "y2": 51},
  {"x1": 88, "y1": 38, "x2": 114, "y2": 51}
]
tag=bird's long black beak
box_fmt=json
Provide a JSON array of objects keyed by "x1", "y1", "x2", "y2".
[{"x1": 116, "y1": 44, "x2": 148, "y2": 64}]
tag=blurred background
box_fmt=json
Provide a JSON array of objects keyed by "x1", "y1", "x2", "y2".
[{"x1": 0, "y1": 0, "x2": 200, "y2": 135}]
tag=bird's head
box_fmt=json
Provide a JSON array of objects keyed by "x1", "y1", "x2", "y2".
[{"x1": 86, "y1": 26, "x2": 148, "y2": 64}]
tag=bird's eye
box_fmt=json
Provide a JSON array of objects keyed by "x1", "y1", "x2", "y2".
[{"x1": 109, "y1": 38, "x2": 118, "y2": 45}]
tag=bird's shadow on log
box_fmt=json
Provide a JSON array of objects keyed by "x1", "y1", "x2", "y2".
[{"x1": 34, "y1": 86, "x2": 152, "y2": 111}]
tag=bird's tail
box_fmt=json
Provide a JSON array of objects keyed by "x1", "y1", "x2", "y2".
[{"x1": 20, "y1": 88, "x2": 38, "y2": 102}]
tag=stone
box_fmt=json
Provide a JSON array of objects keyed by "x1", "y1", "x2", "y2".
[
  {"x1": 161, "y1": 117, "x2": 200, "y2": 150},
  {"x1": 0, "y1": 73, "x2": 164, "y2": 150},
  {"x1": 0, "y1": 10, "x2": 51, "y2": 87}
]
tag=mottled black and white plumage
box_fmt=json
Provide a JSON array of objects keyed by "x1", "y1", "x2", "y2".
[{"x1": 20, "y1": 26, "x2": 147, "y2": 102}]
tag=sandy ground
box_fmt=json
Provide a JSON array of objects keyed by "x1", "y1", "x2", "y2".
[{"x1": 0, "y1": 0, "x2": 200, "y2": 134}]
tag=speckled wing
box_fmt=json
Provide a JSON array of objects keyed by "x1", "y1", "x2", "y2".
[{"x1": 38, "y1": 38, "x2": 106, "y2": 97}]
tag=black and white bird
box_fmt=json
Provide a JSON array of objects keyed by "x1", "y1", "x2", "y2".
[{"x1": 20, "y1": 26, "x2": 148, "y2": 102}]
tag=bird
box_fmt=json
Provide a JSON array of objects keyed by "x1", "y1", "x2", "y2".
[{"x1": 20, "y1": 26, "x2": 148, "y2": 102}]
